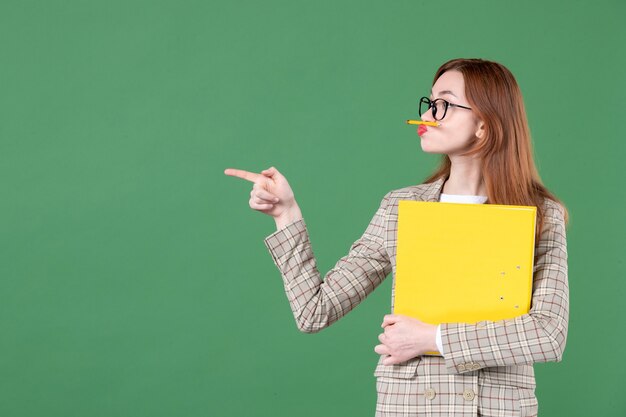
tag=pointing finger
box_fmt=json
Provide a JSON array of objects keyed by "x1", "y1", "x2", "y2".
[{"x1": 224, "y1": 168, "x2": 263, "y2": 183}]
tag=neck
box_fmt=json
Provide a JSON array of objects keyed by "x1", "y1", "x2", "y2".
[{"x1": 442, "y1": 156, "x2": 487, "y2": 196}]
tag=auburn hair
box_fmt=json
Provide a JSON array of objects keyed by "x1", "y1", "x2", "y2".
[{"x1": 422, "y1": 58, "x2": 570, "y2": 244}]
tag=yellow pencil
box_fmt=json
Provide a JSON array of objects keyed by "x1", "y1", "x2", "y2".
[{"x1": 406, "y1": 120, "x2": 440, "y2": 127}]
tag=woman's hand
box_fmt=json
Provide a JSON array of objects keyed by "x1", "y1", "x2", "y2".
[
  {"x1": 374, "y1": 314, "x2": 438, "y2": 365},
  {"x1": 224, "y1": 166, "x2": 299, "y2": 220}
]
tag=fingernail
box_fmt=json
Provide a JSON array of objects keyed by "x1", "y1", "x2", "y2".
[{"x1": 274, "y1": 198, "x2": 279, "y2": 202}]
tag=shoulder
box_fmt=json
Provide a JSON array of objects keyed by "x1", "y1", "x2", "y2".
[
  {"x1": 377, "y1": 183, "x2": 436, "y2": 214},
  {"x1": 383, "y1": 183, "x2": 434, "y2": 203},
  {"x1": 541, "y1": 198, "x2": 566, "y2": 224}
]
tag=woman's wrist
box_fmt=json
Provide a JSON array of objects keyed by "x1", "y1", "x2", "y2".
[{"x1": 274, "y1": 204, "x2": 303, "y2": 230}]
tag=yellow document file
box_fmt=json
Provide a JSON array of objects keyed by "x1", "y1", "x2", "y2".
[{"x1": 394, "y1": 200, "x2": 537, "y2": 356}]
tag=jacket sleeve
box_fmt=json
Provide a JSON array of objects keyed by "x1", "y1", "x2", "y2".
[
  {"x1": 263, "y1": 192, "x2": 393, "y2": 333},
  {"x1": 440, "y1": 199, "x2": 569, "y2": 374}
]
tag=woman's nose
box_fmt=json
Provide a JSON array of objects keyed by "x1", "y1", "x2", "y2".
[{"x1": 421, "y1": 106, "x2": 435, "y2": 122}]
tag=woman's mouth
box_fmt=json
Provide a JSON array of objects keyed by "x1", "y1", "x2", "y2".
[{"x1": 418, "y1": 125, "x2": 428, "y2": 136}]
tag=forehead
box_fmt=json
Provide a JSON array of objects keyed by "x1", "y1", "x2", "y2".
[{"x1": 431, "y1": 70, "x2": 465, "y2": 98}]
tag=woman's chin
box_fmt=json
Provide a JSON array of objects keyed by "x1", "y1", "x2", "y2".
[
  {"x1": 420, "y1": 139, "x2": 449, "y2": 154},
  {"x1": 420, "y1": 141, "x2": 440, "y2": 154}
]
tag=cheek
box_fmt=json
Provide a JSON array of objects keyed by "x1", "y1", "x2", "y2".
[{"x1": 445, "y1": 124, "x2": 476, "y2": 144}]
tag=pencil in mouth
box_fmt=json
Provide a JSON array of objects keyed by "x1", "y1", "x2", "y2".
[{"x1": 406, "y1": 120, "x2": 440, "y2": 127}]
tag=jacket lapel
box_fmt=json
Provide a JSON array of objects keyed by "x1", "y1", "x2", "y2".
[{"x1": 421, "y1": 176, "x2": 447, "y2": 202}]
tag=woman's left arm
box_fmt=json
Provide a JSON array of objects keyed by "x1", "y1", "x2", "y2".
[{"x1": 438, "y1": 198, "x2": 569, "y2": 374}]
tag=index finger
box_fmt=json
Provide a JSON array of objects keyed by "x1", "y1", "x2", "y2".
[{"x1": 224, "y1": 168, "x2": 263, "y2": 183}]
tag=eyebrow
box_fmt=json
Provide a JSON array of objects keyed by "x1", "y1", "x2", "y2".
[{"x1": 430, "y1": 89, "x2": 458, "y2": 98}]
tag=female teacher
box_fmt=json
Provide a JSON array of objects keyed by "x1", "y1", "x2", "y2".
[{"x1": 224, "y1": 58, "x2": 570, "y2": 417}]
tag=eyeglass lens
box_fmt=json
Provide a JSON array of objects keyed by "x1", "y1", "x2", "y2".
[{"x1": 419, "y1": 98, "x2": 448, "y2": 121}]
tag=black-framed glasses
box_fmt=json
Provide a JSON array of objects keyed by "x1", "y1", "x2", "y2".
[{"x1": 419, "y1": 96, "x2": 472, "y2": 121}]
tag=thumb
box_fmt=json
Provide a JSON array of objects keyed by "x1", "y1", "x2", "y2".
[{"x1": 261, "y1": 166, "x2": 279, "y2": 177}]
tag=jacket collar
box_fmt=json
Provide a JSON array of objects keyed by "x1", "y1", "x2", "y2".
[{"x1": 423, "y1": 176, "x2": 448, "y2": 202}]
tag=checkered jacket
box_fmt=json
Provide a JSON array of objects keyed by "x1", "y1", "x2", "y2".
[{"x1": 263, "y1": 176, "x2": 569, "y2": 417}]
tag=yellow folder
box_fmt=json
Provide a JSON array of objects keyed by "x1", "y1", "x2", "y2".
[{"x1": 394, "y1": 200, "x2": 537, "y2": 356}]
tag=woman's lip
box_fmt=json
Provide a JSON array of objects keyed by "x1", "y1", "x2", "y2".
[{"x1": 418, "y1": 126, "x2": 428, "y2": 136}]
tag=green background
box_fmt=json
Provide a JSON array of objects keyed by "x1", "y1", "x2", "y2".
[{"x1": 1, "y1": 0, "x2": 624, "y2": 416}]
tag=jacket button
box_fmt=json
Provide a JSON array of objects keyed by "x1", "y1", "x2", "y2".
[
  {"x1": 424, "y1": 388, "x2": 436, "y2": 400},
  {"x1": 463, "y1": 388, "x2": 475, "y2": 401},
  {"x1": 462, "y1": 362, "x2": 478, "y2": 371},
  {"x1": 458, "y1": 364, "x2": 466, "y2": 371}
]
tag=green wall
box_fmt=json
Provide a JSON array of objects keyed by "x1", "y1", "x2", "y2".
[{"x1": 1, "y1": 0, "x2": 624, "y2": 416}]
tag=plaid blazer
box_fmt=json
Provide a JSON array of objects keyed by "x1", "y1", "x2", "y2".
[{"x1": 263, "y1": 176, "x2": 569, "y2": 417}]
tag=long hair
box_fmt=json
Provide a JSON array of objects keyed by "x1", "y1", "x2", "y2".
[{"x1": 422, "y1": 58, "x2": 570, "y2": 243}]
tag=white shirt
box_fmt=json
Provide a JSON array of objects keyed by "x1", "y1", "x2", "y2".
[{"x1": 434, "y1": 193, "x2": 488, "y2": 356}]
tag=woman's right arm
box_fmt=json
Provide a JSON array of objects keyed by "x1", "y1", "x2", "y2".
[
  {"x1": 224, "y1": 165, "x2": 392, "y2": 333},
  {"x1": 263, "y1": 191, "x2": 392, "y2": 333}
]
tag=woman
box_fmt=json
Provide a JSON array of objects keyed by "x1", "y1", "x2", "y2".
[{"x1": 224, "y1": 58, "x2": 570, "y2": 417}]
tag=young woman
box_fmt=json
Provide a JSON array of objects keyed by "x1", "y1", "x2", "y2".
[{"x1": 224, "y1": 58, "x2": 570, "y2": 417}]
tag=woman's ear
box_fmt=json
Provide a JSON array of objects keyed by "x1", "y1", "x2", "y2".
[{"x1": 475, "y1": 121, "x2": 485, "y2": 139}]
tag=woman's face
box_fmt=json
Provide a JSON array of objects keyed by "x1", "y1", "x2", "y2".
[{"x1": 418, "y1": 70, "x2": 484, "y2": 156}]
